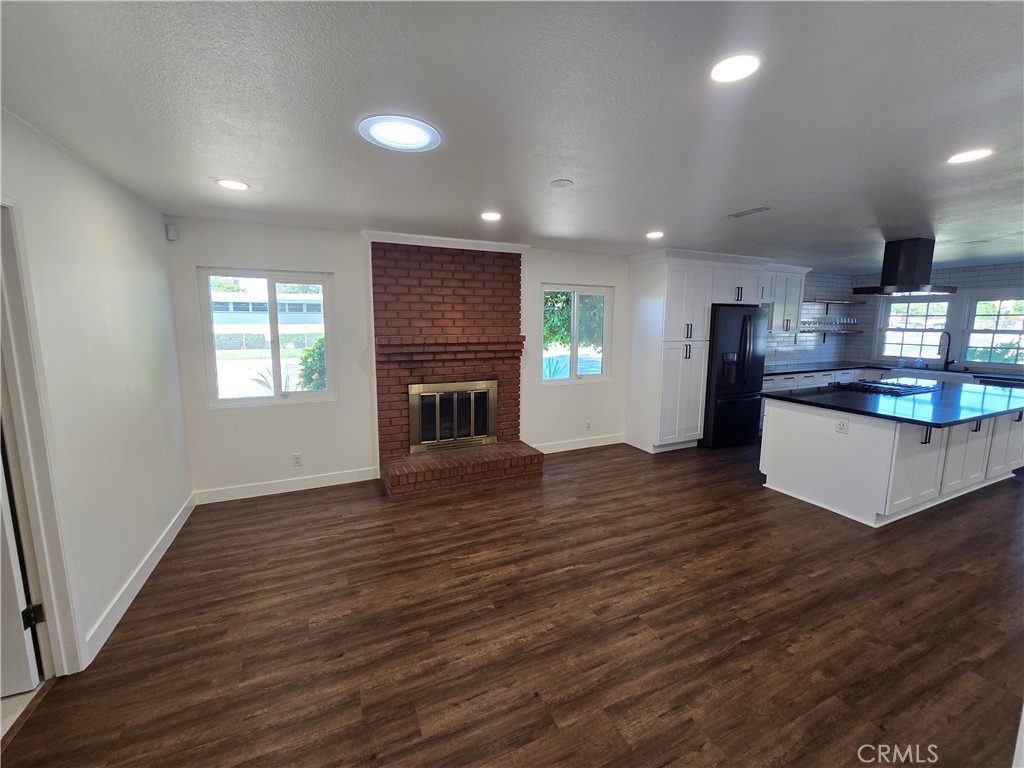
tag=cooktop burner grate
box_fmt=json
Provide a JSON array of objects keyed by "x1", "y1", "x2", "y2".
[{"x1": 829, "y1": 380, "x2": 940, "y2": 396}]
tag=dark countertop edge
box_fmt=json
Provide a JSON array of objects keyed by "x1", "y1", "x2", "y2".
[{"x1": 762, "y1": 389, "x2": 1024, "y2": 428}]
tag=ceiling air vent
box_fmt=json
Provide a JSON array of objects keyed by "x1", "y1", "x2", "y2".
[{"x1": 727, "y1": 205, "x2": 773, "y2": 219}]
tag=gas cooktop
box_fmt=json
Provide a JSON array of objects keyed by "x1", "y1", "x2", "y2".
[{"x1": 829, "y1": 379, "x2": 940, "y2": 396}]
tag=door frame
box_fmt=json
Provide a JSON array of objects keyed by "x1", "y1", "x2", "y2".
[{"x1": 1, "y1": 198, "x2": 81, "y2": 676}]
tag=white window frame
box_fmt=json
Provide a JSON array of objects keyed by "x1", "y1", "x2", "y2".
[
  {"x1": 541, "y1": 284, "x2": 613, "y2": 385},
  {"x1": 964, "y1": 293, "x2": 1024, "y2": 370},
  {"x1": 198, "y1": 267, "x2": 337, "y2": 406},
  {"x1": 872, "y1": 290, "x2": 1024, "y2": 372},
  {"x1": 874, "y1": 297, "x2": 952, "y2": 364}
]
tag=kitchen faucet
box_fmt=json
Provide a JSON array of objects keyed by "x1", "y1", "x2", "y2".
[{"x1": 939, "y1": 331, "x2": 957, "y2": 371}]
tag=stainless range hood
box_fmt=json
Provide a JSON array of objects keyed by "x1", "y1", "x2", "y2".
[{"x1": 852, "y1": 237, "x2": 957, "y2": 296}]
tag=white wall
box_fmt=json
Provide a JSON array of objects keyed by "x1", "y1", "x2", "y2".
[
  {"x1": 1, "y1": 113, "x2": 193, "y2": 669},
  {"x1": 521, "y1": 248, "x2": 629, "y2": 452},
  {"x1": 167, "y1": 217, "x2": 378, "y2": 501}
]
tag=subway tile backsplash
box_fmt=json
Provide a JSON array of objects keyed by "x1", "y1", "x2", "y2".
[{"x1": 765, "y1": 272, "x2": 853, "y2": 366}]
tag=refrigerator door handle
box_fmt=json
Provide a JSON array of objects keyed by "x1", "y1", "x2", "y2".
[{"x1": 738, "y1": 314, "x2": 752, "y2": 385}]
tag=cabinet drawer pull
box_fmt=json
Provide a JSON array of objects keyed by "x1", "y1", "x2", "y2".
[
  {"x1": 971, "y1": 420, "x2": 982, "y2": 433},
  {"x1": 1016, "y1": 412, "x2": 1023, "y2": 423},
  {"x1": 920, "y1": 426, "x2": 932, "y2": 445}
]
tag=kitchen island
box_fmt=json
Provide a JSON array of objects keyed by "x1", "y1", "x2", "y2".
[{"x1": 760, "y1": 378, "x2": 1024, "y2": 526}]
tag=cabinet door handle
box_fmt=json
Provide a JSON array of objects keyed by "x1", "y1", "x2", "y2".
[
  {"x1": 685, "y1": 322, "x2": 692, "y2": 339},
  {"x1": 784, "y1": 318, "x2": 791, "y2": 332},
  {"x1": 760, "y1": 286, "x2": 765, "y2": 300},
  {"x1": 684, "y1": 343, "x2": 691, "y2": 360},
  {"x1": 1016, "y1": 412, "x2": 1023, "y2": 423},
  {"x1": 920, "y1": 426, "x2": 932, "y2": 445},
  {"x1": 735, "y1": 287, "x2": 742, "y2": 302},
  {"x1": 971, "y1": 420, "x2": 982, "y2": 433}
]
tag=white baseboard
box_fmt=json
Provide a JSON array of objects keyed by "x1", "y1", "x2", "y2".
[
  {"x1": 83, "y1": 492, "x2": 196, "y2": 664},
  {"x1": 193, "y1": 467, "x2": 379, "y2": 505},
  {"x1": 532, "y1": 433, "x2": 624, "y2": 454}
]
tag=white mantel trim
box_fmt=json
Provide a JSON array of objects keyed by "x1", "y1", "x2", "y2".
[{"x1": 362, "y1": 230, "x2": 532, "y2": 254}]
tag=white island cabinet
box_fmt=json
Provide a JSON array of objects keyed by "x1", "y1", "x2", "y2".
[{"x1": 759, "y1": 381, "x2": 1024, "y2": 527}]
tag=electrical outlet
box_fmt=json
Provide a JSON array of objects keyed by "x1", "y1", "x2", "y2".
[
  {"x1": 292, "y1": 452, "x2": 303, "y2": 467},
  {"x1": 835, "y1": 418, "x2": 849, "y2": 435},
  {"x1": 585, "y1": 420, "x2": 592, "y2": 432}
]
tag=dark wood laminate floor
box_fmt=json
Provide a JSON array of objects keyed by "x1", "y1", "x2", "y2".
[{"x1": 4, "y1": 444, "x2": 1022, "y2": 768}]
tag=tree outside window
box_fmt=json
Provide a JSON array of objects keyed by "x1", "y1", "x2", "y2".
[{"x1": 542, "y1": 287, "x2": 609, "y2": 381}]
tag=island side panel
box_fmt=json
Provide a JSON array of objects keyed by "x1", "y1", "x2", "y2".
[{"x1": 760, "y1": 399, "x2": 896, "y2": 525}]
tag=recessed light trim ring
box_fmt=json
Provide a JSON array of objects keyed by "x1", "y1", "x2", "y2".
[
  {"x1": 947, "y1": 148, "x2": 993, "y2": 164},
  {"x1": 359, "y1": 115, "x2": 441, "y2": 152},
  {"x1": 711, "y1": 54, "x2": 761, "y2": 83}
]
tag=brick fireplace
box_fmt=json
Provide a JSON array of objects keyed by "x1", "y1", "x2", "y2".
[{"x1": 371, "y1": 241, "x2": 543, "y2": 495}]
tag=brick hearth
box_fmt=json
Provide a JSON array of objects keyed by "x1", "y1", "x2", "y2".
[{"x1": 371, "y1": 242, "x2": 543, "y2": 495}]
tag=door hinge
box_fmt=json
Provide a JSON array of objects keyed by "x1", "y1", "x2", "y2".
[{"x1": 22, "y1": 603, "x2": 44, "y2": 629}]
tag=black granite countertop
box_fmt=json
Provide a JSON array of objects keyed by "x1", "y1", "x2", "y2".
[{"x1": 762, "y1": 378, "x2": 1024, "y2": 427}]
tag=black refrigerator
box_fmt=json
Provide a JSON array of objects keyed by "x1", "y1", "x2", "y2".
[{"x1": 698, "y1": 304, "x2": 769, "y2": 449}]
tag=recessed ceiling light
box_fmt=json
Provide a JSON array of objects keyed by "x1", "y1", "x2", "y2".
[
  {"x1": 358, "y1": 115, "x2": 441, "y2": 152},
  {"x1": 947, "y1": 148, "x2": 993, "y2": 164},
  {"x1": 216, "y1": 179, "x2": 250, "y2": 191},
  {"x1": 481, "y1": 211, "x2": 501, "y2": 221},
  {"x1": 646, "y1": 231, "x2": 664, "y2": 239},
  {"x1": 711, "y1": 54, "x2": 761, "y2": 83},
  {"x1": 551, "y1": 179, "x2": 574, "y2": 188}
]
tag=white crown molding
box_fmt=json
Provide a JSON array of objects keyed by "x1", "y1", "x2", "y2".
[{"x1": 363, "y1": 230, "x2": 531, "y2": 254}]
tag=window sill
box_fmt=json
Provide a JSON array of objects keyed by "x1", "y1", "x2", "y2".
[{"x1": 208, "y1": 391, "x2": 338, "y2": 408}]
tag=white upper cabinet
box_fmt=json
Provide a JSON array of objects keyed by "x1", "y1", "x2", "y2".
[
  {"x1": 712, "y1": 267, "x2": 761, "y2": 304},
  {"x1": 756, "y1": 271, "x2": 775, "y2": 303},
  {"x1": 665, "y1": 264, "x2": 714, "y2": 341},
  {"x1": 767, "y1": 270, "x2": 806, "y2": 334}
]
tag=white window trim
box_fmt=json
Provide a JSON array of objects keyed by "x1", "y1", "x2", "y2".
[
  {"x1": 873, "y1": 296, "x2": 955, "y2": 364},
  {"x1": 872, "y1": 290, "x2": 1023, "y2": 372},
  {"x1": 964, "y1": 292, "x2": 1024, "y2": 370},
  {"x1": 541, "y1": 284, "x2": 613, "y2": 385},
  {"x1": 198, "y1": 267, "x2": 338, "y2": 407}
]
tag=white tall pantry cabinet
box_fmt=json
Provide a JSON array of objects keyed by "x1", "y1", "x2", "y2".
[{"x1": 625, "y1": 249, "x2": 805, "y2": 453}]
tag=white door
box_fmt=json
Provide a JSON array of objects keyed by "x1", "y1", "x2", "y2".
[
  {"x1": 665, "y1": 265, "x2": 714, "y2": 341},
  {"x1": 987, "y1": 412, "x2": 1024, "y2": 479},
  {"x1": 1, "y1": 456, "x2": 39, "y2": 696},
  {"x1": 887, "y1": 424, "x2": 947, "y2": 515},
  {"x1": 941, "y1": 419, "x2": 993, "y2": 494}
]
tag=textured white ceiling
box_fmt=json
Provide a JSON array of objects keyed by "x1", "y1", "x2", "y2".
[{"x1": 2, "y1": 2, "x2": 1022, "y2": 274}]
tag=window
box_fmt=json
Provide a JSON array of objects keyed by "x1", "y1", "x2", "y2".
[
  {"x1": 542, "y1": 286, "x2": 611, "y2": 381},
  {"x1": 966, "y1": 298, "x2": 1024, "y2": 365},
  {"x1": 200, "y1": 268, "x2": 332, "y2": 403},
  {"x1": 879, "y1": 299, "x2": 949, "y2": 361}
]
